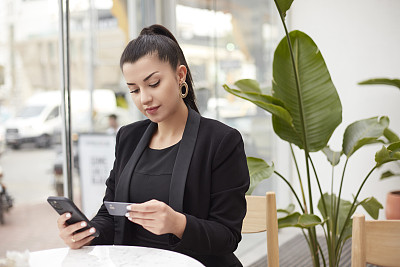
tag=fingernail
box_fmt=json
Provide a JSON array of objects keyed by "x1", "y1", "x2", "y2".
[
  {"x1": 66, "y1": 213, "x2": 71, "y2": 218},
  {"x1": 125, "y1": 213, "x2": 129, "y2": 217},
  {"x1": 81, "y1": 222, "x2": 87, "y2": 227},
  {"x1": 126, "y1": 205, "x2": 131, "y2": 211},
  {"x1": 89, "y1": 228, "x2": 95, "y2": 233}
]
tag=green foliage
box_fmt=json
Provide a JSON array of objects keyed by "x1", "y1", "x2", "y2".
[
  {"x1": 322, "y1": 147, "x2": 342, "y2": 166},
  {"x1": 223, "y1": 1, "x2": 399, "y2": 266},
  {"x1": 342, "y1": 116, "x2": 388, "y2": 157},
  {"x1": 276, "y1": 0, "x2": 295, "y2": 18},
  {"x1": 246, "y1": 157, "x2": 274, "y2": 195},
  {"x1": 358, "y1": 78, "x2": 400, "y2": 90},
  {"x1": 380, "y1": 170, "x2": 400, "y2": 180},
  {"x1": 375, "y1": 141, "x2": 400, "y2": 167},
  {"x1": 272, "y1": 30, "x2": 342, "y2": 152}
]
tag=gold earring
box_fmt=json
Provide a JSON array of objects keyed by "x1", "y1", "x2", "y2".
[{"x1": 180, "y1": 81, "x2": 188, "y2": 99}]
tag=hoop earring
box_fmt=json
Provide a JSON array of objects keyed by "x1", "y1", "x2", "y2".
[{"x1": 180, "y1": 81, "x2": 188, "y2": 99}]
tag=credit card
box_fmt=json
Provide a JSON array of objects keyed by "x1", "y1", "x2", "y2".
[{"x1": 104, "y1": 201, "x2": 133, "y2": 216}]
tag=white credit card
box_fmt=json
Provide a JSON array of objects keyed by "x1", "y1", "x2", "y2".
[{"x1": 104, "y1": 201, "x2": 133, "y2": 216}]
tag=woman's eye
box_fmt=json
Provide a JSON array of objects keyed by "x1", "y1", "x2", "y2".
[
  {"x1": 149, "y1": 80, "x2": 160, "y2": 88},
  {"x1": 129, "y1": 88, "x2": 139, "y2": 94}
]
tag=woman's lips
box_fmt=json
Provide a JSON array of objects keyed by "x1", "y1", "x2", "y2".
[{"x1": 145, "y1": 106, "x2": 159, "y2": 115}]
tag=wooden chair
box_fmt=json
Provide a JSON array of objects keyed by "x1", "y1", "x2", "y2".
[
  {"x1": 242, "y1": 191, "x2": 279, "y2": 267},
  {"x1": 351, "y1": 213, "x2": 400, "y2": 267}
]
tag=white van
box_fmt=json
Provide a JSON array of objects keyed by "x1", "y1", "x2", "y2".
[
  {"x1": 5, "y1": 89, "x2": 120, "y2": 149},
  {"x1": 5, "y1": 91, "x2": 60, "y2": 148}
]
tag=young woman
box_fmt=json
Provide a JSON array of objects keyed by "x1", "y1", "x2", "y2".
[{"x1": 57, "y1": 24, "x2": 250, "y2": 267}]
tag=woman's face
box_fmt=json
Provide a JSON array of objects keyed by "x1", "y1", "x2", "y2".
[{"x1": 122, "y1": 54, "x2": 187, "y2": 123}]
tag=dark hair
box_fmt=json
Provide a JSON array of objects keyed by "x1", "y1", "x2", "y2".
[{"x1": 120, "y1": 24, "x2": 199, "y2": 113}]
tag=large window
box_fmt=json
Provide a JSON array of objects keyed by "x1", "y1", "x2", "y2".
[{"x1": 175, "y1": 1, "x2": 284, "y2": 192}]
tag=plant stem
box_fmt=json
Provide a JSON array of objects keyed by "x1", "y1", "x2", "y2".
[
  {"x1": 276, "y1": 0, "x2": 312, "y2": 212},
  {"x1": 290, "y1": 144, "x2": 308, "y2": 213},
  {"x1": 330, "y1": 164, "x2": 336, "y2": 267},
  {"x1": 335, "y1": 166, "x2": 377, "y2": 252},
  {"x1": 274, "y1": 1, "x2": 318, "y2": 265},
  {"x1": 333, "y1": 157, "x2": 349, "y2": 246},
  {"x1": 317, "y1": 239, "x2": 327, "y2": 267},
  {"x1": 308, "y1": 228, "x2": 321, "y2": 267},
  {"x1": 274, "y1": 170, "x2": 305, "y2": 213},
  {"x1": 309, "y1": 157, "x2": 332, "y2": 265},
  {"x1": 305, "y1": 152, "x2": 319, "y2": 266}
]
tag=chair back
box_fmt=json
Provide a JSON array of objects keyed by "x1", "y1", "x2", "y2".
[
  {"x1": 242, "y1": 192, "x2": 279, "y2": 267},
  {"x1": 351, "y1": 213, "x2": 400, "y2": 267}
]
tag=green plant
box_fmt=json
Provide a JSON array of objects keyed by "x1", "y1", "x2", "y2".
[
  {"x1": 358, "y1": 78, "x2": 400, "y2": 179},
  {"x1": 223, "y1": 1, "x2": 400, "y2": 266}
]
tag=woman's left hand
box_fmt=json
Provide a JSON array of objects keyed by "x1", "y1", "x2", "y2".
[{"x1": 125, "y1": 199, "x2": 186, "y2": 238}]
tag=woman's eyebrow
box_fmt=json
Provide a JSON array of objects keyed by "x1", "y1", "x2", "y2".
[{"x1": 126, "y1": 71, "x2": 159, "y2": 85}]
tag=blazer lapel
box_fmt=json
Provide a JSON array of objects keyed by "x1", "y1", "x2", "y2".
[
  {"x1": 114, "y1": 121, "x2": 156, "y2": 244},
  {"x1": 169, "y1": 108, "x2": 200, "y2": 213}
]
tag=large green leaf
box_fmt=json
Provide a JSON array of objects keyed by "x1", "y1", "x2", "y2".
[
  {"x1": 272, "y1": 30, "x2": 342, "y2": 152},
  {"x1": 278, "y1": 212, "x2": 300, "y2": 228},
  {"x1": 358, "y1": 197, "x2": 383, "y2": 220},
  {"x1": 278, "y1": 212, "x2": 323, "y2": 229},
  {"x1": 358, "y1": 78, "x2": 400, "y2": 90},
  {"x1": 317, "y1": 193, "x2": 353, "y2": 236},
  {"x1": 342, "y1": 116, "x2": 389, "y2": 157},
  {"x1": 246, "y1": 157, "x2": 274, "y2": 195},
  {"x1": 298, "y1": 214, "x2": 324, "y2": 228},
  {"x1": 375, "y1": 142, "x2": 400, "y2": 167},
  {"x1": 223, "y1": 81, "x2": 293, "y2": 125},
  {"x1": 322, "y1": 146, "x2": 343, "y2": 166},
  {"x1": 275, "y1": 0, "x2": 294, "y2": 18}
]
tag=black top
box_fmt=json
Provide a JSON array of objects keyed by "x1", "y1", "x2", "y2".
[{"x1": 128, "y1": 142, "x2": 180, "y2": 249}]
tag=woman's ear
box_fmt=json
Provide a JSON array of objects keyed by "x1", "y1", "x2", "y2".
[{"x1": 177, "y1": 65, "x2": 187, "y2": 84}]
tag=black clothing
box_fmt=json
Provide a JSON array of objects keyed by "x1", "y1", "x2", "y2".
[
  {"x1": 129, "y1": 143, "x2": 179, "y2": 248},
  {"x1": 91, "y1": 108, "x2": 250, "y2": 267}
]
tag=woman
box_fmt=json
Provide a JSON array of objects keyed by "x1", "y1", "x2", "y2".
[{"x1": 57, "y1": 24, "x2": 250, "y2": 267}]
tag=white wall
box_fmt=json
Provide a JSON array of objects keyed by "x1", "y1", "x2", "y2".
[{"x1": 285, "y1": 0, "x2": 400, "y2": 219}]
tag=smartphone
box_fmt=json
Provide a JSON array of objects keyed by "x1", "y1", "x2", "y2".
[
  {"x1": 47, "y1": 196, "x2": 99, "y2": 237},
  {"x1": 104, "y1": 201, "x2": 133, "y2": 216}
]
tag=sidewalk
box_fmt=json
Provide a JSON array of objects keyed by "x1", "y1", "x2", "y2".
[{"x1": 0, "y1": 202, "x2": 65, "y2": 257}]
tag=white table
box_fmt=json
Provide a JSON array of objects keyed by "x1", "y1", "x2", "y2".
[{"x1": 29, "y1": 245, "x2": 204, "y2": 267}]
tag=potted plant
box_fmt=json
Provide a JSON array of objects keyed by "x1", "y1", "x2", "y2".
[
  {"x1": 223, "y1": 1, "x2": 400, "y2": 266},
  {"x1": 358, "y1": 78, "x2": 400, "y2": 219}
]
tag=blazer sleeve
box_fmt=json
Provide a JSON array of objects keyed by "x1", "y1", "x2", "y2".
[
  {"x1": 175, "y1": 128, "x2": 250, "y2": 255},
  {"x1": 89, "y1": 127, "x2": 124, "y2": 245}
]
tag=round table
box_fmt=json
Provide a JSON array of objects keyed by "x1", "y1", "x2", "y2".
[{"x1": 29, "y1": 245, "x2": 204, "y2": 267}]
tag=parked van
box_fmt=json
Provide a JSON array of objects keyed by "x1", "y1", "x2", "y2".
[
  {"x1": 5, "y1": 91, "x2": 60, "y2": 149},
  {"x1": 5, "y1": 89, "x2": 120, "y2": 149}
]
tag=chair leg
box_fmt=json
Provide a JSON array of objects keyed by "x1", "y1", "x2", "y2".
[
  {"x1": 266, "y1": 192, "x2": 279, "y2": 267},
  {"x1": 351, "y1": 214, "x2": 366, "y2": 267}
]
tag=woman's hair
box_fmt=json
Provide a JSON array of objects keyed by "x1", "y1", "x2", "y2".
[{"x1": 120, "y1": 24, "x2": 199, "y2": 113}]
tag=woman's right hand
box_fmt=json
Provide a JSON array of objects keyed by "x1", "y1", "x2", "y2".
[{"x1": 57, "y1": 213, "x2": 96, "y2": 249}]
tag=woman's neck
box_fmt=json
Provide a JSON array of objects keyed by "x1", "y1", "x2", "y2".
[{"x1": 150, "y1": 104, "x2": 188, "y2": 149}]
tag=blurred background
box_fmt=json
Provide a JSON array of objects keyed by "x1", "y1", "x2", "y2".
[{"x1": 0, "y1": 0, "x2": 399, "y2": 264}]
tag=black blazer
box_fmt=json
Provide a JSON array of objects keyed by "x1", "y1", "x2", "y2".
[{"x1": 90, "y1": 108, "x2": 250, "y2": 267}]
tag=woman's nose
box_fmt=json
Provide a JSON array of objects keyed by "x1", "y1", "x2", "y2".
[{"x1": 140, "y1": 90, "x2": 152, "y2": 105}]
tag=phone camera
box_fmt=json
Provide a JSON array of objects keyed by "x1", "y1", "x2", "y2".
[{"x1": 52, "y1": 201, "x2": 63, "y2": 211}]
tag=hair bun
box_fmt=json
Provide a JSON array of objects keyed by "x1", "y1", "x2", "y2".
[{"x1": 140, "y1": 24, "x2": 178, "y2": 44}]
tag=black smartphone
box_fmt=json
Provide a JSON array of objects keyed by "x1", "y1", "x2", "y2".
[{"x1": 47, "y1": 196, "x2": 99, "y2": 237}]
